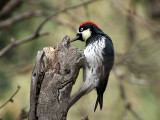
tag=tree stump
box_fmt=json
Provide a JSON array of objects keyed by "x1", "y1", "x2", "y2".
[{"x1": 29, "y1": 36, "x2": 83, "y2": 120}]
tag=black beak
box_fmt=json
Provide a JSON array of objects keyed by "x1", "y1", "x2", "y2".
[{"x1": 70, "y1": 33, "x2": 82, "y2": 42}]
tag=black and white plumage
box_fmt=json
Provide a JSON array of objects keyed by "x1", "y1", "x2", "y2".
[{"x1": 68, "y1": 21, "x2": 114, "y2": 112}]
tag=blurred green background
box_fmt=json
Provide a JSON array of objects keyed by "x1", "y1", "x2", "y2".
[{"x1": 0, "y1": 0, "x2": 160, "y2": 120}]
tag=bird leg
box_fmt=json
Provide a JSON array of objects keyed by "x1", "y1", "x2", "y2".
[{"x1": 76, "y1": 52, "x2": 86, "y2": 68}]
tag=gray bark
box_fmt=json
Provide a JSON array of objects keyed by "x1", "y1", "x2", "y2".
[{"x1": 29, "y1": 36, "x2": 84, "y2": 120}]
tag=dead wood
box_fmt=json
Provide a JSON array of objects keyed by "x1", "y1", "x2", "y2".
[{"x1": 29, "y1": 35, "x2": 84, "y2": 120}]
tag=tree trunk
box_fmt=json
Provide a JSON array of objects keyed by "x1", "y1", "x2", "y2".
[{"x1": 29, "y1": 36, "x2": 83, "y2": 120}]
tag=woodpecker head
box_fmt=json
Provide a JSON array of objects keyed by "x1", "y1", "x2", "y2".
[{"x1": 71, "y1": 21, "x2": 102, "y2": 42}]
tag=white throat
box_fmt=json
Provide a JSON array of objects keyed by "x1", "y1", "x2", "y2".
[{"x1": 82, "y1": 29, "x2": 91, "y2": 41}]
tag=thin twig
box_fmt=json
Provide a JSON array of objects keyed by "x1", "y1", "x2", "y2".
[
  {"x1": 0, "y1": 0, "x2": 22, "y2": 18},
  {"x1": 110, "y1": 0, "x2": 160, "y2": 33},
  {"x1": 0, "y1": 32, "x2": 48, "y2": 57},
  {"x1": 124, "y1": 77, "x2": 149, "y2": 85},
  {"x1": 0, "y1": 86, "x2": 21, "y2": 109},
  {"x1": 113, "y1": 67, "x2": 143, "y2": 120},
  {"x1": 82, "y1": 0, "x2": 90, "y2": 20},
  {"x1": 0, "y1": 0, "x2": 98, "y2": 57},
  {"x1": 0, "y1": 10, "x2": 77, "y2": 31},
  {"x1": 34, "y1": 0, "x2": 99, "y2": 36},
  {"x1": 113, "y1": 67, "x2": 129, "y2": 120},
  {"x1": 0, "y1": 10, "x2": 42, "y2": 28},
  {"x1": 66, "y1": 11, "x2": 82, "y2": 23}
]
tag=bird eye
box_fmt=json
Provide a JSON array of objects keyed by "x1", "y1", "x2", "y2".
[{"x1": 80, "y1": 28, "x2": 83, "y2": 32}]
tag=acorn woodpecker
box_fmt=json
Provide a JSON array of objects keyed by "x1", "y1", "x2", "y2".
[{"x1": 68, "y1": 21, "x2": 114, "y2": 112}]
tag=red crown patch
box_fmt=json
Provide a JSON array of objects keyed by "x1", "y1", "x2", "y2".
[{"x1": 80, "y1": 21, "x2": 99, "y2": 28}]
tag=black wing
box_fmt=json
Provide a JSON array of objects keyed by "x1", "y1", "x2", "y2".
[{"x1": 94, "y1": 35, "x2": 114, "y2": 112}]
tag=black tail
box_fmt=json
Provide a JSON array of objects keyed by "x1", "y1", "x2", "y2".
[
  {"x1": 94, "y1": 94, "x2": 99, "y2": 112},
  {"x1": 94, "y1": 73, "x2": 109, "y2": 112},
  {"x1": 94, "y1": 88, "x2": 104, "y2": 112}
]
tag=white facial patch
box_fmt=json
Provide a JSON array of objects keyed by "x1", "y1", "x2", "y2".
[{"x1": 81, "y1": 29, "x2": 91, "y2": 41}]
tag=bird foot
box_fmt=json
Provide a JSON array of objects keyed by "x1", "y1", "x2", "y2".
[{"x1": 76, "y1": 54, "x2": 86, "y2": 68}]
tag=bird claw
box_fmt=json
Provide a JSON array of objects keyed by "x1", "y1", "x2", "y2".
[{"x1": 76, "y1": 55, "x2": 86, "y2": 68}]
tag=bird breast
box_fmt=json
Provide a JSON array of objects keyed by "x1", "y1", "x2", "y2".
[
  {"x1": 82, "y1": 37, "x2": 106, "y2": 88},
  {"x1": 84, "y1": 37, "x2": 105, "y2": 69}
]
